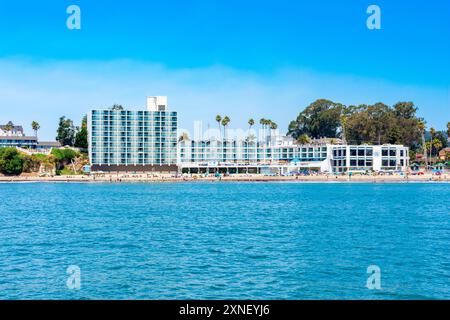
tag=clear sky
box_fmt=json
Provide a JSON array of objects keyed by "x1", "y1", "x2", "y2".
[{"x1": 0, "y1": 0, "x2": 449, "y2": 139}]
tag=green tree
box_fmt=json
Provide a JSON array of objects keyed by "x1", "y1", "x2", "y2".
[
  {"x1": 51, "y1": 148, "x2": 78, "y2": 162},
  {"x1": 435, "y1": 131, "x2": 448, "y2": 149},
  {"x1": 110, "y1": 104, "x2": 124, "y2": 110},
  {"x1": 31, "y1": 121, "x2": 40, "y2": 138},
  {"x1": 433, "y1": 138, "x2": 443, "y2": 155},
  {"x1": 345, "y1": 102, "x2": 421, "y2": 147},
  {"x1": 0, "y1": 148, "x2": 23, "y2": 175},
  {"x1": 391, "y1": 102, "x2": 421, "y2": 148},
  {"x1": 447, "y1": 122, "x2": 450, "y2": 139},
  {"x1": 287, "y1": 99, "x2": 343, "y2": 139},
  {"x1": 367, "y1": 103, "x2": 391, "y2": 145},
  {"x1": 74, "y1": 115, "x2": 88, "y2": 149},
  {"x1": 51, "y1": 148, "x2": 78, "y2": 170},
  {"x1": 56, "y1": 116, "x2": 76, "y2": 146},
  {"x1": 3, "y1": 121, "x2": 13, "y2": 133}
]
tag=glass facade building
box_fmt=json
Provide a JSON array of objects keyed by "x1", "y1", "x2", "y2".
[
  {"x1": 179, "y1": 138, "x2": 328, "y2": 165},
  {"x1": 88, "y1": 101, "x2": 178, "y2": 171},
  {"x1": 0, "y1": 136, "x2": 38, "y2": 149}
]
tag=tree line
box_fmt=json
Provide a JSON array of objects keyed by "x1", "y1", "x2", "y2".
[{"x1": 287, "y1": 99, "x2": 449, "y2": 158}]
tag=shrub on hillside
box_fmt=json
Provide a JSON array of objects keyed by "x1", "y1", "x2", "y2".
[{"x1": 0, "y1": 148, "x2": 24, "y2": 175}]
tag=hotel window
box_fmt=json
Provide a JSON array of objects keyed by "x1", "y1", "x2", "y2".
[
  {"x1": 358, "y1": 149, "x2": 364, "y2": 156},
  {"x1": 350, "y1": 148, "x2": 357, "y2": 156},
  {"x1": 350, "y1": 159, "x2": 357, "y2": 166}
]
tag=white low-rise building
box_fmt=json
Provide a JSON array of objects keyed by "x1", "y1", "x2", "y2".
[{"x1": 178, "y1": 133, "x2": 409, "y2": 174}]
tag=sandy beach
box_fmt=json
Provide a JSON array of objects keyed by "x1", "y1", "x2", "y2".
[{"x1": 1, "y1": 173, "x2": 448, "y2": 183}]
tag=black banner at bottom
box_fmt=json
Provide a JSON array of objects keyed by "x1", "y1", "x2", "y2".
[{"x1": 0, "y1": 300, "x2": 444, "y2": 318}]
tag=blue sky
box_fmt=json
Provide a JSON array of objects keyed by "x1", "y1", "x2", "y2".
[{"x1": 0, "y1": 0, "x2": 449, "y2": 139}]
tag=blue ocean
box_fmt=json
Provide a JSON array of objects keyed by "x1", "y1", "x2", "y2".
[{"x1": 0, "y1": 182, "x2": 449, "y2": 299}]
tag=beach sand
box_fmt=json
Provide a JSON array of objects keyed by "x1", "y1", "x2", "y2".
[{"x1": 1, "y1": 173, "x2": 448, "y2": 183}]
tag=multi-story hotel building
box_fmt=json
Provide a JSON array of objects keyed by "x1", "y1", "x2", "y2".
[
  {"x1": 87, "y1": 96, "x2": 178, "y2": 172},
  {"x1": 178, "y1": 133, "x2": 409, "y2": 174}
]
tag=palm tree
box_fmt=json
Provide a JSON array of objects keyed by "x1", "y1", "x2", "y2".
[
  {"x1": 433, "y1": 138, "x2": 443, "y2": 156},
  {"x1": 248, "y1": 118, "x2": 255, "y2": 131},
  {"x1": 297, "y1": 134, "x2": 311, "y2": 145},
  {"x1": 220, "y1": 116, "x2": 230, "y2": 161},
  {"x1": 215, "y1": 115, "x2": 222, "y2": 139},
  {"x1": 270, "y1": 122, "x2": 277, "y2": 130},
  {"x1": 430, "y1": 127, "x2": 436, "y2": 139},
  {"x1": 418, "y1": 120, "x2": 427, "y2": 167},
  {"x1": 31, "y1": 121, "x2": 40, "y2": 138},
  {"x1": 429, "y1": 127, "x2": 436, "y2": 163},
  {"x1": 221, "y1": 116, "x2": 230, "y2": 139},
  {"x1": 259, "y1": 118, "x2": 266, "y2": 137},
  {"x1": 246, "y1": 133, "x2": 256, "y2": 142},
  {"x1": 265, "y1": 119, "x2": 273, "y2": 135}
]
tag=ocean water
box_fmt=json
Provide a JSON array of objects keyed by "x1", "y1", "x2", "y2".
[{"x1": 0, "y1": 182, "x2": 449, "y2": 300}]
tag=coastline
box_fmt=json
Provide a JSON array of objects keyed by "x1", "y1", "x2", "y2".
[{"x1": 1, "y1": 173, "x2": 449, "y2": 183}]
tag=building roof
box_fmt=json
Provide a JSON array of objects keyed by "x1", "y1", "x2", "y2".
[
  {"x1": 37, "y1": 141, "x2": 61, "y2": 147},
  {"x1": 0, "y1": 136, "x2": 37, "y2": 141},
  {"x1": 0, "y1": 122, "x2": 24, "y2": 132}
]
